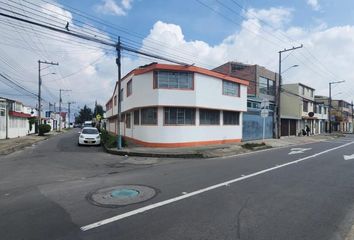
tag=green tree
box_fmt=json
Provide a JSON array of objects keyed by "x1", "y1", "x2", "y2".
[
  {"x1": 93, "y1": 104, "x2": 104, "y2": 118},
  {"x1": 75, "y1": 105, "x2": 93, "y2": 124}
]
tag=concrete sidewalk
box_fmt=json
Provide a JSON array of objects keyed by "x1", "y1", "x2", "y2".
[
  {"x1": 0, "y1": 131, "x2": 64, "y2": 155},
  {"x1": 105, "y1": 134, "x2": 345, "y2": 158}
]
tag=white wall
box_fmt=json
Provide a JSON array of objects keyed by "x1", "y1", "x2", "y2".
[
  {"x1": 7, "y1": 117, "x2": 29, "y2": 138},
  {"x1": 105, "y1": 70, "x2": 247, "y2": 145},
  {"x1": 116, "y1": 72, "x2": 247, "y2": 113},
  {"x1": 124, "y1": 107, "x2": 242, "y2": 144}
]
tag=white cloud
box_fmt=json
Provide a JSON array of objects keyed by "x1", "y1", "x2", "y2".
[
  {"x1": 307, "y1": 0, "x2": 320, "y2": 11},
  {"x1": 2, "y1": 3, "x2": 354, "y2": 113},
  {"x1": 245, "y1": 7, "x2": 293, "y2": 29},
  {"x1": 121, "y1": 0, "x2": 133, "y2": 10},
  {"x1": 136, "y1": 8, "x2": 354, "y2": 102},
  {"x1": 95, "y1": 0, "x2": 133, "y2": 16}
]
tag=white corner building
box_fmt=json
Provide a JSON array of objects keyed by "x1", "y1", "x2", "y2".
[{"x1": 105, "y1": 63, "x2": 249, "y2": 147}]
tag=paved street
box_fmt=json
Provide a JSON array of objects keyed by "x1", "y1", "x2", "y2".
[{"x1": 1, "y1": 131, "x2": 354, "y2": 239}]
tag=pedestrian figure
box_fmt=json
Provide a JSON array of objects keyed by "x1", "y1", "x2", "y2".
[{"x1": 306, "y1": 125, "x2": 310, "y2": 136}]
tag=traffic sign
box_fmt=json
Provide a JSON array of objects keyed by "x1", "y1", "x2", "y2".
[
  {"x1": 261, "y1": 109, "x2": 269, "y2": 118},
  {"x1": 261, "y1": 99, "x2": 270, "y2": 109},
  {"x1": 96, "y1": 114, "x2": 102, "y2": 121}
]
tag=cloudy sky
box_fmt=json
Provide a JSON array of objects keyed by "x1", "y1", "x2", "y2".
[{"x1": 0, "y1": 0, "x2": 354, "y2": 115}]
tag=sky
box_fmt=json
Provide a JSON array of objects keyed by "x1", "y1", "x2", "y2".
[{"x1": 1, "y1": 0, "x2": 354, "y2": 116}]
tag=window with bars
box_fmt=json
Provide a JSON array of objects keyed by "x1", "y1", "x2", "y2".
[
  {"x1": 164, "y1": 107, "x2": 195, "y2": 125},
  {"x1": 223, "y1": 111, "x2": 240, "y2": 125},
  {"x1": 141, "y1": 107, "x2": 157, "y2": 125},
  {"x1": 223, "y1": 80, "x2": 240, "y2": 96},
  {"x1": 155, "y1": 71, "x2": 193, "y2": 89},
  {"x1": 134, "y1": 110, "x2": 139, "y2": 125},
  {"x1": 199, "y1": 109, "x2": 220, "y2": 125}
]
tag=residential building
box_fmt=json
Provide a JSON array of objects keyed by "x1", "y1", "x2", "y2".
[
  {"x1": 213, "y1": 62, "x2": 277, "y2": 140},
  {"x1": 280, "y1": 83, "x2": 324, "y2": 136},
  {"x1": 331, "y1": 100, "x2": 353, "y2": 132},
  {"x1": 314, "y1": 96, "x2": 352, "y2": 133},
  {"x1": 105, "y1": 63, "x2": 248, "y2": 147},
  {"x1": 0, "y1": 97, "x2": 32, "y2": 139}
]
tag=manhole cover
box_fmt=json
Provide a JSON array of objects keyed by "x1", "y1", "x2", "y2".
[
  {"x1": 87, "y1": 185, "x2": 156, "y2": 208},
  {"x1": 111, "y1": 189, "x2": 139, "y2": 198}
]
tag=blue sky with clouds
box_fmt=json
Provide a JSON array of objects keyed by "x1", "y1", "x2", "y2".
[
  {"x1": 1, "y1": 0, "x2": 354, "y2": 109},
  {"x1": 58, "y1": 0, "x2": 354, "y2": 45}
]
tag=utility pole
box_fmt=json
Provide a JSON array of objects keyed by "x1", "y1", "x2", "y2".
[
  {"x1": 59, "y1": 89, "x2": 71, "y2": 131},
  {"x1": 116, "y1": 37, "x2": 122, "y2": 149},
  {"x1": 328, "y1": 81, "x2": 345, "y2": 133},
  {"x1": 350, "y1": 100, "x2": 353, "y2": 133},
  {"x1": 67, "y1": 101, "x2": 75, "y2": 128},
  {"x1": 276, "y1": 44, "x2": 303, "y2": 138},
  {"x1": 38, "y1": 60, "x2": 58, "y2": 133}
]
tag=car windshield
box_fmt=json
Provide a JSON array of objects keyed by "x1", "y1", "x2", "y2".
[{"x1": 82, "y1": 129, "x2": 98, "y2": 134}]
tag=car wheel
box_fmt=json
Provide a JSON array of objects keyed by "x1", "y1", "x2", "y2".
[{"x1": 78, "y1": 142, "x2": 81, "y2": 146}]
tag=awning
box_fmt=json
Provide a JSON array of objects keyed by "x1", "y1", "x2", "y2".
[{"x1": 302, "y1": 116, "x2": 318, "y2": 120}]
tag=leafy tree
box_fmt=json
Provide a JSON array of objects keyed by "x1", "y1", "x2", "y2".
[
  {"x1": 75, "y1": 105, "x2": 93, "y2": 124},
  {"x1": 93, "y1": 104, "x2": 104, "y2": 117}
]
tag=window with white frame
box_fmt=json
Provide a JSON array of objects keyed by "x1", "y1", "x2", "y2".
[
  {"x1": 223, "y1": 80, "x2": 240, "y2": 97},
  {"x1": 127, "y1": 80, "x2": 132, "y2": 97},
  {"x1": 155, "y1": 71, "x2": 193, "y2": 89},
  {"x1": 164, "y1": 107, "x2": 195, "y2": 125}
]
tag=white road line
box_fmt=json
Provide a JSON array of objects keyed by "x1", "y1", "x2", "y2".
[{"x1": 80, "y1": 141, "x2": 354, "y2": 231}]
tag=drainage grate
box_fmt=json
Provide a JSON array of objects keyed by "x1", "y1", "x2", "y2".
[{"x1": 87, "y1": 185, "x2": 156, "y2": 208}]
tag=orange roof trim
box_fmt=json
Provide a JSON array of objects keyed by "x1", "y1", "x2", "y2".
[{"x1": 123, "y1": 63, "x2": 249, "y2": 86}]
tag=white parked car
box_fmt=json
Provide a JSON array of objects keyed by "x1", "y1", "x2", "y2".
[{"x1": 78, "y1": 127, "x2": 101, "y2": 146}]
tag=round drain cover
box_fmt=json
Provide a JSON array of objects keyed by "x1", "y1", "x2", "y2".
[
  {"x1": 110, "y1": 189, "x2": 139, "y2": 198},
  {"x1": 87, "y1": 185, "x2": 156, "y2": 208}
]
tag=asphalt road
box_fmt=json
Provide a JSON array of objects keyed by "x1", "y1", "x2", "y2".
[{"x1": 1, "y1": 130, "x2": 354, "y2": 240}]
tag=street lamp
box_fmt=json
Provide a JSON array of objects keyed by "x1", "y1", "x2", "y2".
[
  {"x1": 281, "y1": 64, "x2": 299, "y2": 74},
  {"x1": 329, "y1": 80, "x2": 345, "y2": 133},
  {"x1": 41, "y1": 72, "x2": 56, "y2": 77}
]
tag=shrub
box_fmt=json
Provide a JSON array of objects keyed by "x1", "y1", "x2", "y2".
[
  {"x1": 100, "y1": 130, "x2": 127, "y2": 148},
  {"x1": 242, "y1": 142, "x2": 266, "y2": 150},
  {"x1": 28, "y1": 117, "x2": 36, "y2": 132},
  {"x1": 38, "y1": 124, "x2": 51, "y2": 136}
]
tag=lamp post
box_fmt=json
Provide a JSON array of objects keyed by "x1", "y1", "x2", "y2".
[
  {"x1": 38, "y1": 60, "x2": 58, "y2": 134},
  {"x1": 281, "y1": 64, "x2": 299, "y2": 75}
]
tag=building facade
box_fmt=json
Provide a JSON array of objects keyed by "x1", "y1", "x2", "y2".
[
  {"x1": 280, "y1": 83, "x2": 328, "y2": 136},
  {"x1": 213, "y1": 62, "x2": 277, "y2": 140},
  {"x1": 0, "y1": 98, "x2": 32, "y2": 139},
  {"x1": 105, "y1": 63, "x2": 248, "y2": 147},
  {"x1": 331, "y1": 100, "x2": 353, "y2": 132}
]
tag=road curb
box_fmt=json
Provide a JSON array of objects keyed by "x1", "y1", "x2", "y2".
[
  {"x1": 102, "y1": 135, "x2": 344, "y2": 159},
  {"x1": 103, "y1": 144, "x2": 204, "y2": 159},
  {"x1": 0, "y1": 136, "x2": 49, "y2": 155}
]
